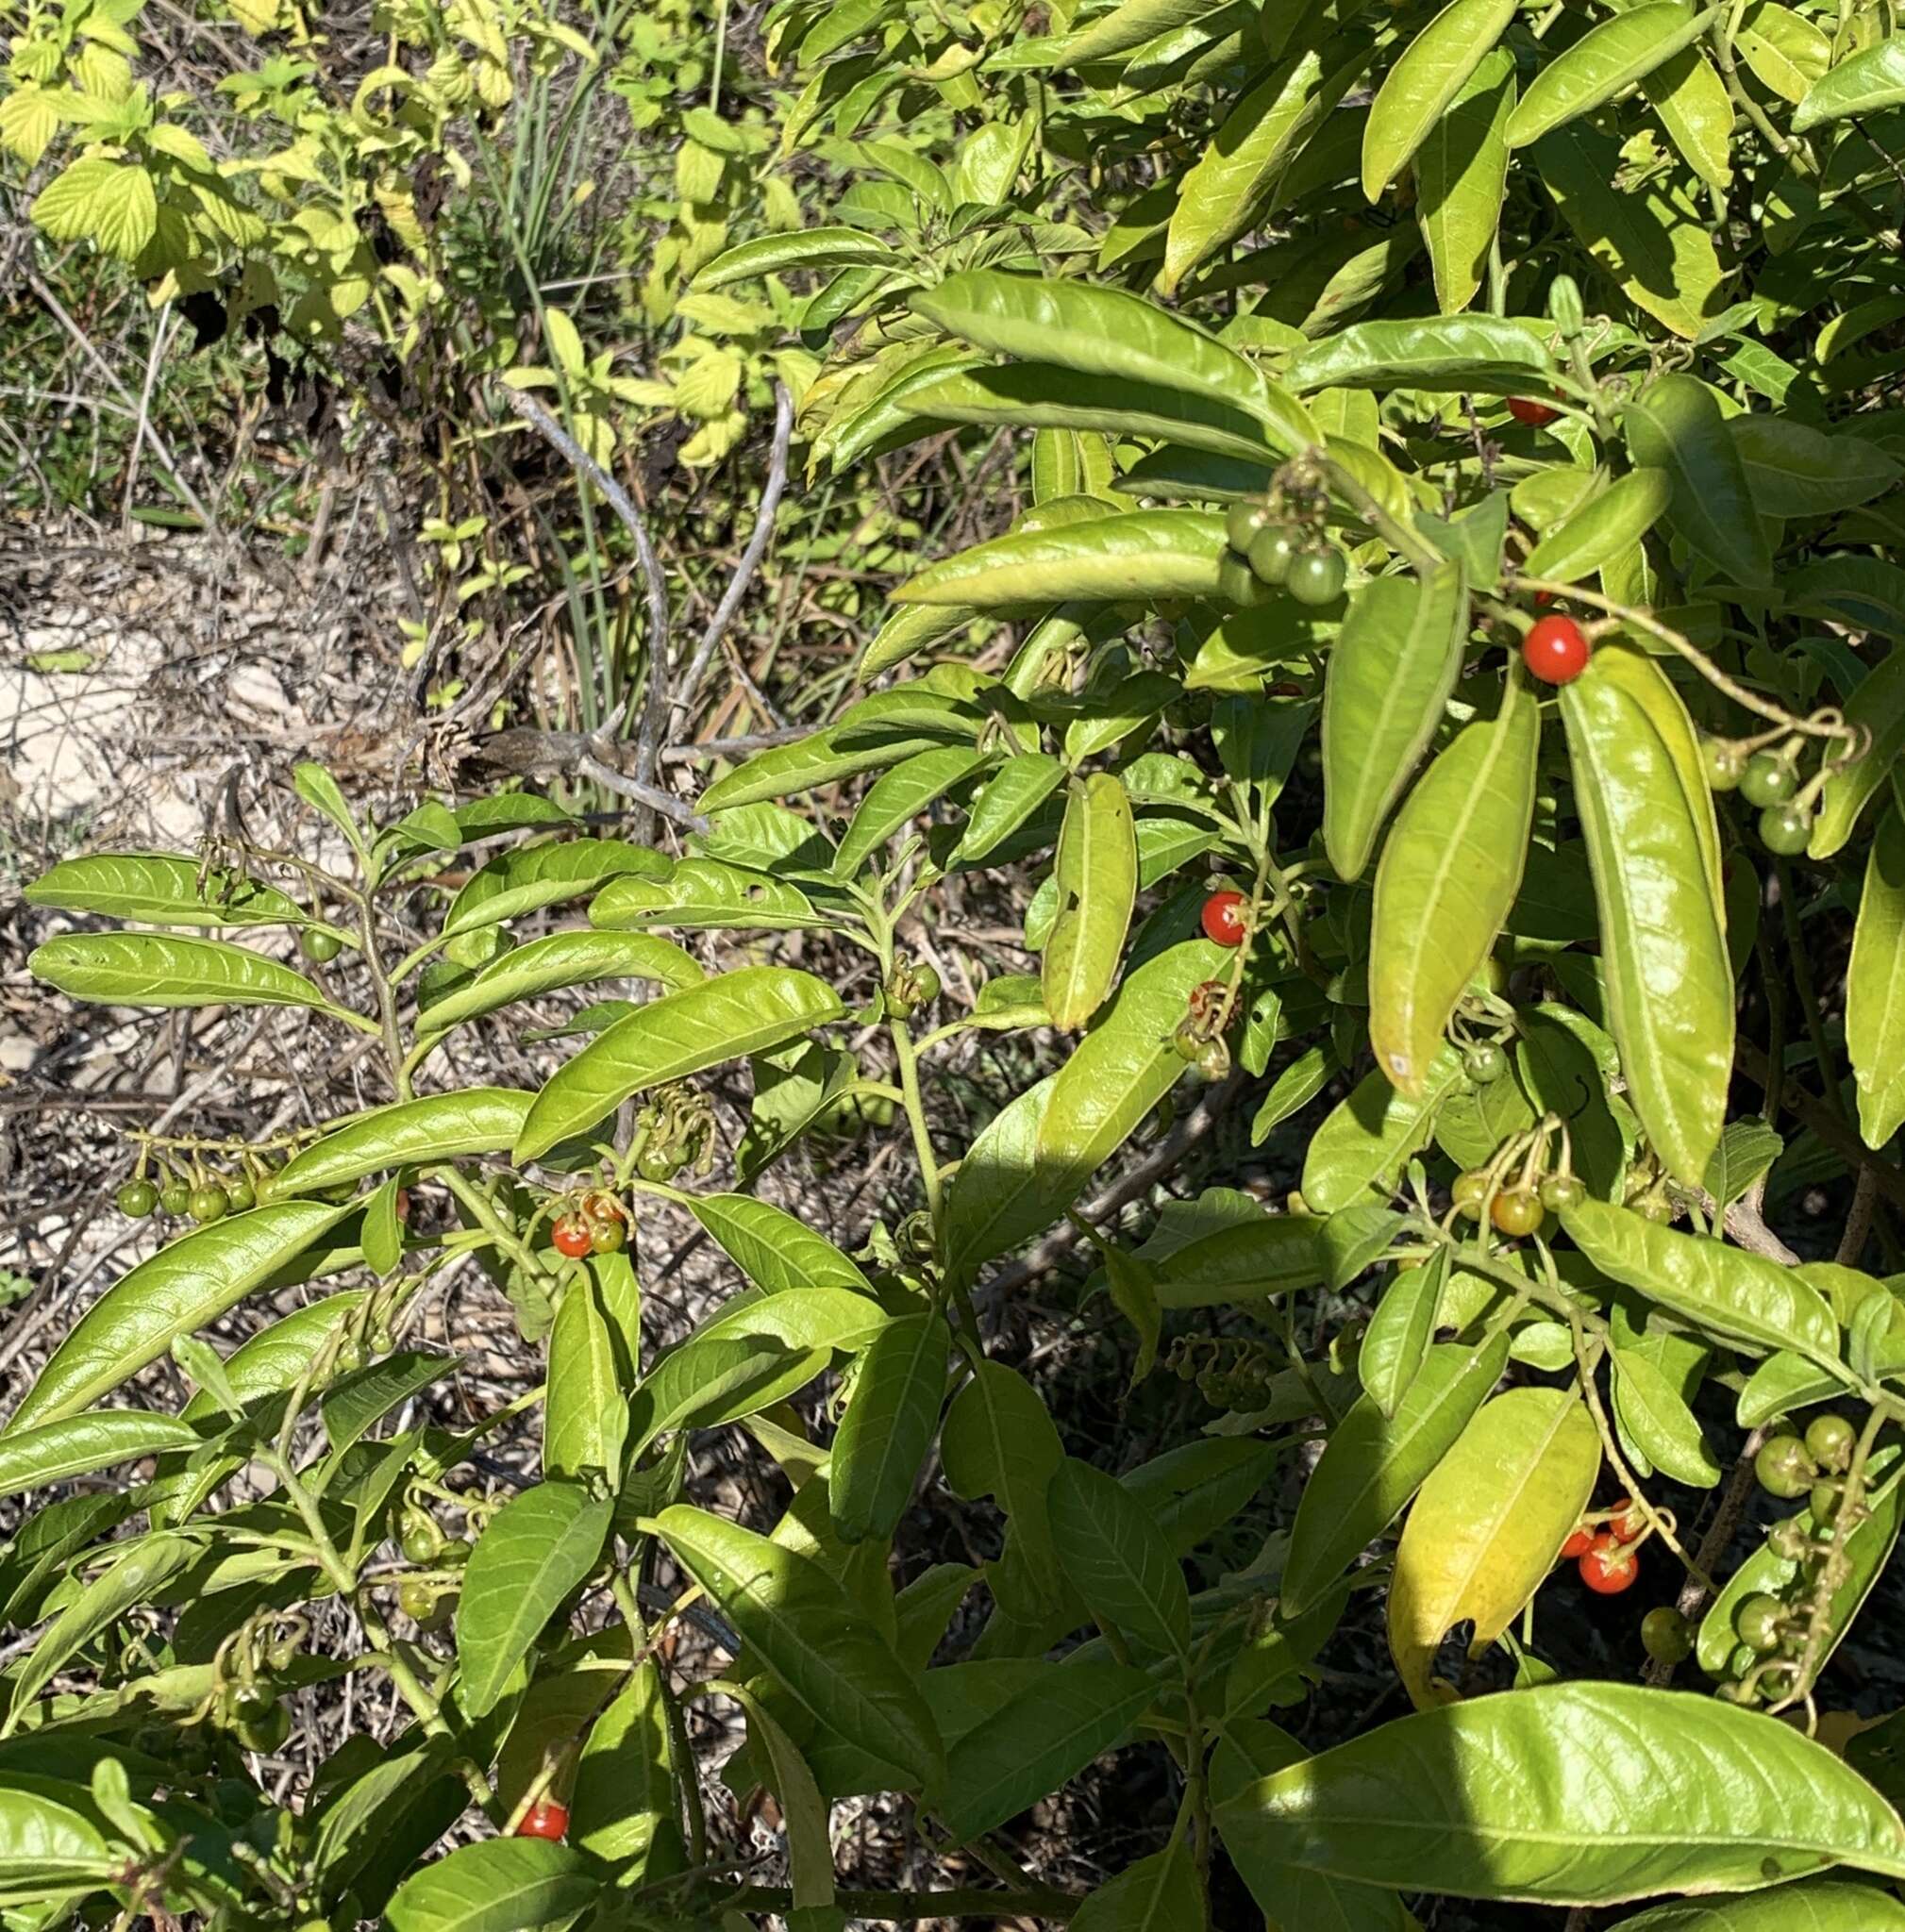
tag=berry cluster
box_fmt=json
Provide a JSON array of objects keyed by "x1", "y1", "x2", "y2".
[
  {"x1": 552, "y1": 1190, "x2": 628, "y2": 1257},
  {"x1": 1701, "y1": 736, "x2": 1814, "y2": 854},
  {"x1": 1168, "y1": 1335, "x2": 1278, "y2": 1412},
  {"x1": 1223, "y1": 490, "x2": 1347, "y2": 607},
  {"x1": 1561, "y1": 1495, "x2": 1649, "y2": 1593},
  {"x1": 1172, "y1": 972, "x2": 1234, "y2": 1082}
]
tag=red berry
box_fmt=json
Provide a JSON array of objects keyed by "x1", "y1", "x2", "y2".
[
  {"x1": 1561, "y1": 1526, "x2": 1595, "y2": 1559},
  {"x1": 1522, "y1": 614, "x2": 1591, "y2": 685},
  {"x1": 1608, "y1": 1495, "x2": 1646, "y2": 1541},
  {"x1": 1579, "y1": 1533, "x2": 1639, "y2": 1594},
  {"x1": 516, "y1": 1797, "x2": 569, "y2": 1840},
  {"x1": 1508, "y1": 397, "x2": 1560, "y2": 426},
  {"x1": 1534, "y1": 590, "x2": 1555, "y2": 607},
  {"x1": 1201, "y1": 891, "x2": 1247, "y2": 947},
  {"x1": 552, "y1": 1217, "x2": 593, "y2": 1258}
]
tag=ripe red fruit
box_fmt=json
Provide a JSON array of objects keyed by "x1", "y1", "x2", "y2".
[
  {"x1": 1522, "y1": 614, "x2": 1591, "y2": 685},
  {"x1": 1561, "y1": 1526, "x2": 1595, "y2": 1559},
  {"x1": 1201, "y1": 891, "x2": 1247, "y2": 946},
  {"x1": 1508, "y1": 396, "x2": 1560, "y2": 426},
  {"x1": 516, "y1": 1797, "x2": 569, "y2": 1840},
  {"x1": 1579, "y1": 1533, "x2": 1639, "y2": 1594},
  {"x1": 552, "y1": 1217, "x2": 593, "y2": 1258},
  {"x1": 1608, "y1": 1495, "x2": 1646, "y2": 1541}
]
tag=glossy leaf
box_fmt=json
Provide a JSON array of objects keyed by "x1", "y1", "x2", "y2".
[
  {"x1": 1811, "y1": 644, "x2": 1905, "y2": 858},
  {"x1": 1286, "y1": 316, "x2": 1551, "y2": 394},
  {"x1": 1214, "y1": 1682, "x2": 1905, "y2": 1902},
  {"x1": 1559, "y1": 644, "x2": 1732, "y2": 1185},
  {"x1": 571, "y1": 1658, "x2": 685, "y2": 1878},
  {"x1": 1508, "y1": 4, "x2": 1720, "y2": 147},
  {"x1": 0, "y1": 1410, "x2": 201, "y2": 1503},
  {"x1": 694, "y1": 225, "x2": 904, "y2": 288},
  {"x1": 1359, "y1": 1249, "x2": 1450, "y2": 1419},
  {"x1": 652, "y1": 1504, "x2": 944, "y2": 1793},
  {"x1": 959, "y1": 752, "x2": 1068, "y2": 862},
  {"x1": 1151, "y1": 1213, "x2": 1334, "y2": 1308},
  {"x1": 1793, "y1": 34, "x2": 1905, "y2": 129},
  {"x1": 7, "y1": 1200, "x2": 351, "y2": 1432},
  {"x1": 829, "y1": 1312, "x2": 948, "y2": 1544},
  {"x1": 455, "y1": 1480, "x2": 614, "y2": 1718},
  {"x1": 1730, "y1": 416, "x2": 1901, "y2": 517},
  {"x1": 1362, "y1": 0, "x2": 1515, "y2": 200},
  {"x1": 894, "y1": 509, "x2": 1259, "y2": 609},
  {"x1": 1369, "y1": 669, "x2": 1537, "y2": 1091},
  {"x1": 590, "y1": 854, "x2": 825, "y2": 932},
  {"x1": 275, "y1": 1090, "x2": 534, "y2": 1194},
  {"x1": 544, "y1": 1274, "x2": 628, "y2": 1482},
  {"x1": 1523, "y1": 468, "x2": 1673, "y2": 584},
  {"x1": 28, "y1": 932, "x2": 346, "y2": 1019},
  {"x1": 1047, "y1": 1456, "x2": 1191, "y2": 1657},
  {"x1": 1072, "y1": 1839, "x2": 1206, "y2": 1932},
  {"x1": 1301, "y1": 1047, "x2": 1467, "y2": 1212},
  {"x1": 1044, "y1": 774, "x2": 1138, "y2": 1031},
  {"x1": 441, "y1": 838, "x2": 667, "y2": 937},
  {"x1": 626, "y1": 1335, "x2": 830, "y2": 1455},
  {"x1": 1562, "y1": 1197, "x2": 1841, "y2": 1365},
  {"x1": 1388, "y1": 1387, "x2": 1599, "y2": 1707},
  {"x1": 834, "y1": 745, "x2": 989, "y2": 877},
  {"x1": 941, "y1": 1358, "x2": 1065, "y2": 1607},
  {"x1": 1847, "y1": 808, "x2": 1905, "y2": 1149},
  {"x1": 24, "y1": 852, "x2": 303, "y2": 926},
  {"x1": 1623, "y1": 375, "x2": 1770, "y2": 587},
  {"x1": 1322, "y1": 560, "x2": 1469, "y2": 881},
  {"x1": 1642, "y1": 46, "x2": 1734, "y2": 189},
  {"x1": 385, "y1": 1840, "x2": 596, "y2": 1932},
  {"x1": 1285, "y1": 1335, "x2": 1510, "y2": 1617},
  {"x1": 1612, "y1": 1343, "x2": 1721, "y2": 1487},
  {"x1": 1736, "y1": 1, "x2": 1830, "y2": 101},
  {"x1": 1608, "y1": 1883, "x2": 1905, "y2": 1931},
  {"x1": 414, "y1": 932, "x2": 703, "y2": 1047},
  {"x1": 1416, "y1": 49, "x2": 1516, "y2": 314},
  {"x1": 515, "y1": 967, "x2": 844, "y2": 1159},
  {"x1": 687, "y1": 1193, "x2": 871, "y2": 1293}
]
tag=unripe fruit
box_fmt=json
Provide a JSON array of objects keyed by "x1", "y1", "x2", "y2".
[
  {"x1": 1701, "y1": 738, "x2": 1746, "y2": 791},
  {"x1": 299, "y1": 927, "x2": 343, "y2": 963},
  {"x1": 1736, "y1": 1593, "x2": 1785, "y2": 1654},
  {"x1": 188, "y1": 1184, "x2": 229, "y2": 1224},
  {"x1": 1642, "y1": 1606, "x2": 1693, "y2": 1664},
  {"x1": 1286, "y1": 545, "x2": 1346, "y2": 606},
  {"x1": 1451, "y1": 1171, "x2": 1489, "y2": 1221},
  {"x1": 1490, "y1": 1188, "x2": 1545, "y2": 1238},
  {"x1": 117, "y1": 1179, "x2": 159, "y2": 1217},
  {"x1": 1538, "y1": 1174, "x2": 1585, "y2": 1213},
  {"x1": 1247, "y1": 524, "x2": 1298, "y2": 585},
  {"x1": 159, "y1": 1180, "x2": 192, "y2": 1216},
  {"x1": 1759, "y1": 803, "x2": 1812, "y2": 856},
  {"x1": 1755, "y1": 1434, "x2": 1814, "y2": 1499},
  {"x1": 1226, "y1": 499, "x2": 1272, "y2": 553},
  {"x1": 1464, "y1": 1042, "x2": 1505, "y2": 1084},
  {"x1": 1804, "y1": 1412, "x2": 1855, "y2": 1472},
  {"x1": 1740, "y1": 752, "x2": 1799, "y2": 808}
]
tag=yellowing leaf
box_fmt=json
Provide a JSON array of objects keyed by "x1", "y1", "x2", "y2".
[
  {"x1": 32, "y1": 156, "x2": 158, "y2": 261},
  {"x1": 1388, "y1": 1388, "x2": 1599, "y2": 1707}
]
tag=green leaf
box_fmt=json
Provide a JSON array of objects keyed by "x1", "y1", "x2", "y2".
[
  {"x1": 1523, "y1": 468, "x2": 1674, "y2": 584},
  {"x1": 912, "y1": 270, "x2": 1310, "y2": 448},
  {"x1": 415, "y1": 932, "x2": 702, "y2": 1048},
  {"x1": 1559, "y1": 643, "x2": 1733, "y2": 1185},
  {"x1": 545, "y1": 1275, "x2": 628, "y2": 1481},
  {"x1": 1612, "y1": 1344, "x2": 1721, "y2": 1487},
  {"x1": 1811, "y1": 643, "x2": 1905, "y2": 858},
  {"x1": 1286, "y1": 315, "x2": 1551, "y2": 393},
  {"x1": 1301, "y1": 1048, "x2": 1468, "y2": 1212},
  {"x1": 1416, "y1": 48, "x2": 1517, "y2": 314},
  {"x1": 1322, "y1": 560, "x2": 1469, "y2": 881},
  {"x1": 1359, "y1": 1250, "x2": 1449, "y2": 1419},
  {"x1": 687, "y1": 1194, "x2": 871, "y2": 1293},
  {"x1": 515, "y1": 967, "x2": 844, "y2": 1159},
  {"x1": 830, "y1": 1312, "x2": 949, "y2": 1544},
  {"x1": 894, "y1": 508, "x2": 1263, "y2": 609},
  {"x1": 1622, "y1": 374, "x2": 1769, "y2": 586},
  {"x1": 0, "y1": 1410, "x2": 200, "y2": 1504},
  {"x1": 1736, "y1": 1, "x2": 1831, "y2": 102},
  {"x1": 694, "y1": 225, "x2": 904, "y2": 287},
  {"x1": 1362, "y1": 0, "x2": 1516, "y2": 200},
  {"x1": 1047, "y1": 1456, "x2": 1191, "y2": 1657},
  {"x1": 1164, "y1": 41, "x2": 1372, "y2": 293},
  {"x1": 1607, "y1": 1883, "x2": 1905, "y2": 1931},
  {"x1": 1561, "y1": 1197, "x2": 1841, "y2": 1365},
  {"x1": 652, "y1": 1504, "x2": 944, "y2": 1793},
  {"x1": 1847, "y1": 808, "x2": 1905, "y2": 1149},
  {"x1": 959, "y1": 752, "x2": 1069, "y2": 863},
  {"x1": 834, "y1": 746, "x2": 989, "y2": 878},
  {"x1": 6, "y1": 1200, "x2": 351, "y2": 1432},
  {"x1": 1215, "y1": 1682, "x2": 1905, "y2": 1902},
  {"x1": 1730, "y1": 416, "x2": 1902, "y2": 517},
  {"x1": 32, "y1": 156, "x2": 157, "y2": 260},
  {"x1": 442, "y1": 838, "x2": 667, "y2": 937},
  {"x1": 385, "y1": 1839, "x2": 596, "y2": 1932},
  {"x1": 1285, "y1": 1334, "x2": 1510, "y2": 1617},
  {"x1": 936, "y1": 1658, "x2": 1157, "y2": 1839},
  {"x1": 1387, "y1": 1387, "x2": 1600, "y2": 1707},
  {"x1": 590, "y1": 855, "x2": 825, "y2": 933},
  {"x1": 1150, "y1": 1214, "x2": 1336, "y2": 1307},
  {"x1": 571, "y1": 1658, "x2": 685, "y2": 1878},
  {"x1": 24, "y1": 854, "x2": 304, "y2": 926},
  {"x1": 1044, "y1": 774, "x2": 1138, "y2": 1031},
  {"x1": 944, "y1": 938, "x2": 1227, "y2": 1286},
  {"x1": 1072, "y1": 1839, "x2": 1206, "y2": 1932},
  {"x1": 28, "y1": 932, "x2": 349, "y2": 1020},
  {"x1": 455, "y1": 1480, "x2": 614, "y2": 1718},
  {"x1": 1368, "y1": 669, "x2": 1536, "y2": 1091},
  {"x1": 1507, "y1": 3, "x2": 1721, "y2": 146},
  {"x1": 626, "y1": 1336, "x2": 829, "y2": 1456},
  {"x1": 941, "y1": 1359, "x2": 1064, "y2": 1609},
  {"x1": 274, "y1": 1090, "x2": 534, "y2": 1195},
  {"x1": 1794, "y1": 33, "x2": 1905, "y2": 130}
]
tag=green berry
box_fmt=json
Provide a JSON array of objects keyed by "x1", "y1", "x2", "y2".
[
  {"x1": 1451, "y1": 1171, "x2": 1489, "y2": 1221},
  {"x1": 1286, "y1": 545, "x2": 1346, "y2": 607},
  {"x1": 1701, "y1": 739, "x2": 1746, "y2": 791},
  {"x1": 1804, "y1": 1412, "x2": 1855, "y2": 1472},
  {"x1": 1736, "y1": 1593, "x2": 1785, "y2": 1655},
  {"x1": 1246, "y1": 523, "x2": 1298, "y2": 585},
  {"x1": 1226, "y1": 499, "x2": 1273, "y2": 553},
  {"x1": 1759, "y1": 802, "x2": 1812, "y2": 856},
  {"x1": 1463, "y1": 1042, "x2": 1506, "y2": 1084},
  {"x1": 1195, "y1": 1037, "x2": 1230, "y2": 1083},
  {"x1": 635, "y1": 1144, "x2": 682, "y2": 1183},
  {"x1": 1754, "y1": 1434, "x2": 1814, "y2": 1500},
  {"x1": 1539, "y1": 1174, "x2": 1585, "y2": 1213},
  {"x1": 236, "y1": 1702, "x2": 292, "y2": 1753},
  {"x1": 1810, "y1": 1481, "x2": 1843, "y2": 1525},
  {"x1": 159, "y1": 1180, "x2": 192, "y2": 1217},
  {"x1": 1740, "y1": 752, "x2": 1799, "y2": 808},
  {"x1": 589, "y1": 1215, "x2": 627, "y2": 1255},
  {"x1": 397, "y1": 1579, "x2": 436, "y2": 1622},
  {"x1": 1768, "y1": 1516, "x2": 1812, "y2": 1562},
  {"x1": 1173, "y1": 1019, "x2": 1205, "y2": 1063},
  {"x1": 116, "y1": 1179, "x2": 159, "y2": 1218},
  {"x1": 912, "y1": 963, "x2": 942, "y2": 1007},
  {"x1": 299, "y1": 927, "x2": 343, "y2": 963},
  {"x1": 188, "y1": 1184, "x2": 229, "y2": 1224},
  {"x1": 399, "y1": 1510, "x2": 445, "y2": 1564},
  {"x1": 1714, "y1": 1678, "x2": 1759, "y2": 1705},
  {"x1": 1641, "y1": 1606, "x2": 1692, "y2": 1665}
]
